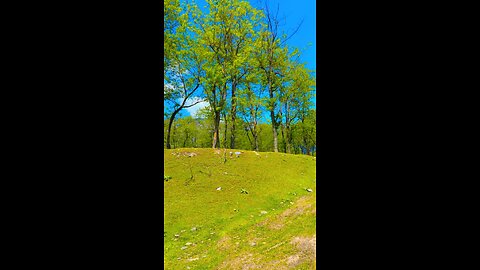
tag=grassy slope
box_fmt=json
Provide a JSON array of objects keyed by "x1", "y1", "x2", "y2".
[{"x1": 164, "y1": 148, "x2": 316, "y2": 269}]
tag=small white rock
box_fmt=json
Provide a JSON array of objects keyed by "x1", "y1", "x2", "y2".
[
  {"x1": 185, "y1": 242, "x2": 192, "y2": 246},
  {"x1": 306, "y1": 188, "x2": 313, "y2": 192},
  {"x1": 216, "y1": 187, "x2": 222, "y2": 191}
]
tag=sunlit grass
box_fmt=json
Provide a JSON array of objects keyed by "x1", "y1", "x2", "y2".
[{"x1": 164, "y1": 148, "x2": 316, "y2": 269}]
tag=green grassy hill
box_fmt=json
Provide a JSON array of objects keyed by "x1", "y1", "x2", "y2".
[{"x1": 164, "y1": 148, "x2": 316, "y2": 269}]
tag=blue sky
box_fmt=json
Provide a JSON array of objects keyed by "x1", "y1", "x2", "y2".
[{"x1": 167, "y1": 0, "x2": 316, "y2": 118}]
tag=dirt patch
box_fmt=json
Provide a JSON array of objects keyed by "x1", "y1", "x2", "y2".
[
  {"x1": 291, "y1": 235, "x2": 316, "y2": 257},
  {"x1": 171, "y1": 151, "x2": 198, "y2": 157},
  {"x1": 217, "y1": 253, "x2": 260, "y2": 270},
  {"x1": 286, "y1": 235, "x2": 316, "y2": 268},
  {"x1": 266, "y1": 196, "x2": 315, "y2": 230},
  {"x1": 286, "y1": 254, "x2": 301, "y2": 268},
  {"x1": 217, "y1": 236, "x2": 232, "y2": 251}
]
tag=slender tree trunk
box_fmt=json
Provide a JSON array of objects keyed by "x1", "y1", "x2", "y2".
[
  {"x1": 245, "y1": 128, "x2": 253, "y2": 149},
  {"x1": 280, "y1": 124, "x2": 286, "y2": 153},
  {"x1": 212, "y1": 110, "x2": 221, "y2": 148},
  {"x1": 166, "y1": 108, "x2": 181, "y2": 149},
  {"x1": 270, "y1": 109, "x2": 278, "y2": 152},
  {"x1": 285, "y1": 103, "x2": 291, "y2": 154},
  {"x1": 269, "y1": 79, "x2": 278, "y2": 152},
  {"x1": 253, "y1": 121, "x2": 259, "y2": 152},
  {"x1": 286, "y1": 124, "x2": 292, "y2": 154},
  {"x1": 223, "y1": 111, "x2": 228, "y2": 148},
  {"x1": 230, "y1": 81, "x2": 237, "y2": 149}
]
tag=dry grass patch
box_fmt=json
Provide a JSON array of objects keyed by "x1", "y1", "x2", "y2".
[{"x1": 263, "y1": 196, "x2": 315, "y2": 230}]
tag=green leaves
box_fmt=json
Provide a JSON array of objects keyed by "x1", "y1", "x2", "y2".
[{"x1": 164, "y1": 0, "x2": 315, "y2": 154}]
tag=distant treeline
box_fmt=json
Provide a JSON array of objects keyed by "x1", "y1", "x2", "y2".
[
  {"x1": 164, "y1": 0, "x2": 316, "y2": 154},
  {"x1": 164, "y1": 112, "x2": 316, "y2": 156}
]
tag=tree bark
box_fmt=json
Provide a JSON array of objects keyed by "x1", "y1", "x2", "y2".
[
  {"x1": 270, "y1": 109, "x2": 278, "y2": 152},
  {"x1": 212, "y1": 110, "x2": 221, "y2": 148},
  {"x1": 269, "y1": 78, "x2": 278, "y2": 152},
  {"x1": 166, "y1": 108, "x2": 181, "y2": 149},
  {"x1": 230, "y1": 81, "x2": 237, "y2": 149}
]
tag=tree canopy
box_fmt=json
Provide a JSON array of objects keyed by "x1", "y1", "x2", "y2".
[{"x1": 164, "y1": 0, "x2": 316, "y2": 155}]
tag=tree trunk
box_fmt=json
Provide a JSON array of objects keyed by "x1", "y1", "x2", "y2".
[
  {"x1": 286, "y1": 124, "x2": 292, "y2": 154},
  {"x1": 270, "y1": 109, "x2": 278, "y2": 152},
  {"x1": 280, "y1": 123, "x2": 286, "y2": 153},
  {"x1": 253, "y1": 121, "x2": 259, "y2": 152},
  {"x1": 230, "y1": 81, "x2": 237, "y2": 149},
  {"x1": 166, "y1": 108, "x2": 181, "y2": 149},
  {"x1": 223, "y1": 111, "x2": 228, "y2": 148},
  {"x1": 269, "y1": 78, "x2": 278, "y2": 152},
  {"x1": 212, "y1": 110, "x2": 221, "y2": 148}
]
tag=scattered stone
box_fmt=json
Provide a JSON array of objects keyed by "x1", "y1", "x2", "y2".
[
  {"x1": 235, "y1": 151, "x2": 242, "y2": 157},
  {"x1": 216, "y1": 187, "x2": 222, "y2": 191},
  {"x1": 187, "y1": 257, "x2": 199, "y2": 262},
  {"x1": 260, "y1": 210, "x2": 268, "y2": 215},
  {"x1": 306, "y1": 188, "x2": 313, "y2": 192},
  {"x1": 174, "y1": 234, "x2": 180, "y2": 238},
  {"x1": 181, "y1": 246, "x2": 187, "y2": 250},
  {"x1": 224, "y1": 172, "x2": 228, "y2": 174},
  {"x1": 191, "y1": 227, "x2": 197, "y2": 231},
  {"x1": 210, "y1": 232, "x2": 215, "y2": 235},
  {"x1": 177, "y1": 257, "x2": 181, "y2": 260},
  {"x1": 208, "y1": 238, "x2": 211, "y2": 241},
  {"x1": 181, "y1": 230, "x2": 186, "y2": 233},
  {"x1": 250, "y1": 242, "x2": 257, "y2": 246},
  {"x1": 185, "y1": 242, "x2": 192, "y2": 246}
]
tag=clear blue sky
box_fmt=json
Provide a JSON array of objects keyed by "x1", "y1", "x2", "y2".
[
  {"x1": 166, "y1": 0, "x2": 316, "y2": 118},
  {"x1": 251, "y1": 0, "x2": 317, "y2": 72}
]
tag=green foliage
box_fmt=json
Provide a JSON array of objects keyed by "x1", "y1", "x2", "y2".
[{"x1": 164, "y1": 0, "x2": 316, "y2": 154}]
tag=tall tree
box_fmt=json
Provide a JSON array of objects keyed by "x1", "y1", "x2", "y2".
[
  {"x1": 164, "y1": 2, "x2": 205, "y2": 149},
  {"x1": 253, "y1": 1, "x2": 304, "y2": 152},
  {"x1": 279, "y1": 58, "x2": 315, "y2": 153},
  {"x1": 237, "y1": 68, "x2": 264, "y2": 151},
  {"x1": 193, "y1": 0, "x2": 262, "y2": 149}
]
